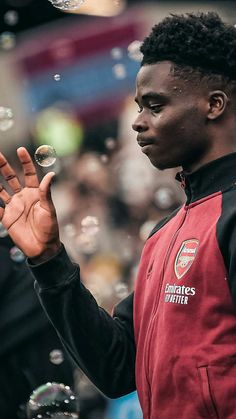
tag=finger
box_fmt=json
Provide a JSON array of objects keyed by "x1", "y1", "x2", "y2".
[
  {"x1": 17, "y1": 147, "x2": 39, "y2": 188},
  {"x1": 39, "y1": 172, "x2": 56, "y2": 212},
  {"x1": 0, "y1": 152, "x2": 22, "y2": 193},
  {"x1": 0, "y1": 183, "x2": 11, "y2": 205}
]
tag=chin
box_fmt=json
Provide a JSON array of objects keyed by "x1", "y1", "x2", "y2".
[{"x1": 149, "y1": 157, "x2": 178, "y2": 171}]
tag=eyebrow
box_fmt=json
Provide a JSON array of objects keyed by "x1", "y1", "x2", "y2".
[{"x1": 134, "y1": 91, "x2": 167, "y2": 104}]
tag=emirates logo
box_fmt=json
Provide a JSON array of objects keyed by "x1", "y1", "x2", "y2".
[{"x1": 174, "y1": 239, "x2": 199, "y2": 279}]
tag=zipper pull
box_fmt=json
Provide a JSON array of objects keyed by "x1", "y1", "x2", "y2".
[{"x1": 180, "y1": 173, "x2": 186, "y2": 189}]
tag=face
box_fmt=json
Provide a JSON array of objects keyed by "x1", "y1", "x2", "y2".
[{"x1": 132, "y1": 61, "x2": 212, "y2": 171}]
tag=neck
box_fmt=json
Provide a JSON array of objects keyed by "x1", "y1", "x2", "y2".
[{"x1": 183, "y1": 146, "x2": 236, "y2": 173}]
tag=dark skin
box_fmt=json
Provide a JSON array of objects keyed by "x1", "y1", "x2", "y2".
[
  {"x1": 0, "y1": 149, "x2": 60, "y2": 261},
  {"x1": 0, "y1": 60, "x2": 236, "y2": 262},
  {"x1": 133, "y1": 61, "x2": 236, "y2": 171}
]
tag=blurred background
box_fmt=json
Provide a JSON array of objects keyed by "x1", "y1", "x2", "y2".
[{"x1": 0, "y1": 0, "x2": 235, "y2": 418}]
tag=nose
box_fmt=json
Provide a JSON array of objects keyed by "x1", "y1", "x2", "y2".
[{"x1": 132, "y1": 114, "x2": 148, "y2": 133}]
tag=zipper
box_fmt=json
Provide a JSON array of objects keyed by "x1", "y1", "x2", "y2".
[
  {"x1": 180, "y1": 172, "x2": 186, "y2": 189},
  {"x1": 143, "y1": 206, "x2": 189, "y2": 403}
]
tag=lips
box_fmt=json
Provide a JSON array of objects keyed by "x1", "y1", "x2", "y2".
[{"x1": 137, "y1": 137, "x2": 154, "y2": 147}]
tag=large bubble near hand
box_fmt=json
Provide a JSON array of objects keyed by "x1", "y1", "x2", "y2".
[
  {"x1": 48, "y1": 0, "x2": 85, "y2": 10},
  {"x1": 34, "y1": 145, "x2": 57, "y2": 167},
  {"x1": 27, "y1": 382, "x2": 79, "y2": 418}
]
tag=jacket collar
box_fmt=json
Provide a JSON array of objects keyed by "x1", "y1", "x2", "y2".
[{"x1": 176, "y1": 152, "x2": 236, "y2": 204}]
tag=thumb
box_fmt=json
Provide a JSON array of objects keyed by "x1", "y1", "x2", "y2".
[{"x1": 39, "y1": 171, "x2": 56, "y2": 212}]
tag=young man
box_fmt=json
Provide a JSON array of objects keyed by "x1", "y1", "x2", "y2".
[{"x1": 0, "y1": 11, "x2": 236, "y2": 419}]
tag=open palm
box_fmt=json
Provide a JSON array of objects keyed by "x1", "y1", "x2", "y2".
[{"x1": 0, "y1": 147, "x2": 60, "y2": 259}]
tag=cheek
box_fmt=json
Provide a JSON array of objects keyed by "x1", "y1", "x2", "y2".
[
  {"x1": 157, "y1": 109, "x2": 201, "y2": 138},
  {"x1": 152, "y1": 113, "x2": 184, "y2": 138}
]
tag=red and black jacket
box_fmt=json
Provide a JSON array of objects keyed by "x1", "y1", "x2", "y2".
[{"x1": 31, "y1": 152, "x2": 236, "y2": 419}]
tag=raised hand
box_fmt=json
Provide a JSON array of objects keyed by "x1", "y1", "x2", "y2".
[{"x1": 0, "y1": 147, "x2": 61, "y2": 261}]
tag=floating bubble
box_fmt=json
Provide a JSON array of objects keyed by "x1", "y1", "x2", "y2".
[
  {"x1": 48, "y1": 0, "x2": 85, "y2": 10},
  {"x1": 139, "y1": 220, "x2": 157, "y2": 241},
  {"x1": 114, "y1": 282, "x2": 129, "y2": 299},
  {"x1": 76, "y1": 233, "x2": 98, "y2": 255},
  {"x1": 81, "y1": 216, "x2": 99, "y2": 236},
  {"x1": 0, "y1": 222, "x2": 8, "y2": 238},
  {"x1": 100, "y1": 154, "x2": 108, "y2": 163},
  {"x1": 4, "y1": 10, "x2": 19, "y2": 26},
  {"x1": 110, "y1": 47, "x2": 123, "y2": 60},
  {"x1": 112, "y1": 63, "x2": 126, "y2": 79},
  {"x1": 34, "y1": 145, "x2": 57, "y2": 167},
  {"x1": 27, "y1": 382, "x2": 79, "y2": 419},
  {"x1": 0, "y1": 106, "x2": 14, "y2": 131},
  {"x1": 51, "y1": 39, "x2": 74, "y2": 60},
  {"x1": 10, "y1": 246, "x2": 25, "y2": 262},
  {"x1": 105, "y1": 137, "x2": 116, "y2": 150},
  {"x1": 49, "y1": 349, "x2": 64, "y2": 365},
  {"x1": 63, "y1": 224, "x2": 77, "y2": 238},
  {"x1": 127, "y1": 40, "x2": 143, "y2": 62},
  {"x1": 54, "y1": 74, "x2": 61, "y2": 82},
  {"x1": 0, "y1": 31, "x2": 16, "y2": 50},
  {"x1": 154, "y1": 186, "x2": 175, "y2": 210},
  {"x1": 84, "y1": 158, "x2": 100, "y2": 173}
]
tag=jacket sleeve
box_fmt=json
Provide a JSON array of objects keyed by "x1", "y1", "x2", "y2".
[
  {"x1": 28, "y1": 245, "x2": 136, "y2": 398},
  {"x1": 0, "y1": 246, "x2": 14, "y2": 292}
]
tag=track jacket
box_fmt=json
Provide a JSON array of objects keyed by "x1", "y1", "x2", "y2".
[{"x1": 30, "y1": 152, "x2": 236, "y2": 419}]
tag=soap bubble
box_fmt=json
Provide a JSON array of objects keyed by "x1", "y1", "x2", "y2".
[
  {"x1": 10, "y1": 246, "x2": 25, "y2": 262},
  {"x1": 76, "y1": 216, "x2": 100, "y2": 255},
  {"x1": 81, "y1": 216, "x2": 99, "y2": 236},
  {"x1": 0, "y1": 222, "x2": 8, "y2": 238},
  {"x1": 112, "y1": 63, "x2": 126, "y2": 79},
  {"x1": 34, "y1": 145, "x2": 57, "y2": 167},
  {"x1": 139, "y1": 220, "x2": 157, "y2": 241},
  {"x1": 0, "y1": 106, "x2": 14, "y2": 131},
  {"x1": 4, "y1": 10, "x2": 19, "y2": 26},
  {"x1": 50, "y1": 39, "x2": 74, "y2": 60},
  {"x1": 48, "y1": 0, "x2": 85, "y2": 10},
  {"x1": 154, "y1": 186, "x2": 176, "y2": 210},
  {"x1": 54, "y1": 74, "x2": 61, "y2": 82},
  {"x1": 105, "y1": 137, "x2": 116, "y2": 150},
  {"x1": 26, "y1": 382, "x2": 79, "y2": 418},
  {"x1": 100, "y1": 154, "x2": 108, "y2": 164},
  {"x1": 110, "y1": 47, "x2": 123, "y2": 60},
  {"x1": 49, "y1": 349, "x2": 64, "y2": 365},
  {"x1": 0, "y1": 32, "x2": 16, "y2": 50},
  {"x1": 63, "y1": 224, "x2": 77, "y2": 238},
  {"x1": 76, "y1": 232, "x2": 98, "y2": 255},
  {"x1": 114, "y1": 282, "x2": 129, "y2": 299},
  {"x1": 127, "y1": 40, "x2": 143, "y2": 62}
]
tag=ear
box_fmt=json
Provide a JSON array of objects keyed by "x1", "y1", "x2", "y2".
[{"x1": 207, "y1": 90, "x2": 229, "y2": 120}]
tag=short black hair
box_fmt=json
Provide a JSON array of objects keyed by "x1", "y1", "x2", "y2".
[{"x1": 140, "y1": 12, "x2": 236, "y2": 93}]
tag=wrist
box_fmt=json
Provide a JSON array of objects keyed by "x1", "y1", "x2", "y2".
[{"x1": 30, "y1": 243, "x2": 62, "y2": 265}]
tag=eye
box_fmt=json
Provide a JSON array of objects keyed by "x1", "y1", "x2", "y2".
[{"x1": 150, "y1": 104, "x2": 162, "y2": 113}]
